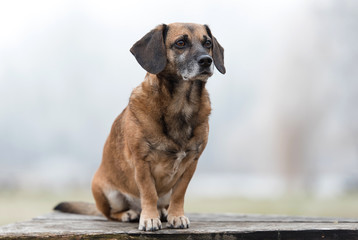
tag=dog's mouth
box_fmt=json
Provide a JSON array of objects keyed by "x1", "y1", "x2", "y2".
[
  {"x1": 179, "y1": 62, "x2": 213, "y2": 81},
  {"x1": 197, "y1": 69, "x2": 214, "y2": 79},
  {"x1": 182, "y1": 71, "x2": 213, "y2": 81},
  {"x1": 200, "y1": 70, "x2": 213, "y2": 75}
]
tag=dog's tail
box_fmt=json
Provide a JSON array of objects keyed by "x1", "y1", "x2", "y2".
[{"x1": 54, "y1": 201, "x2": 102, "y2": 216}]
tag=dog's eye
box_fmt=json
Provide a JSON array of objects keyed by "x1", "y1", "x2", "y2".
[
  {"x1": 175, "y1": 40, "x2": 186, "y2": 48},
  {"x1": 204, "y1": 40, "x2": 212, "y2": 49}
]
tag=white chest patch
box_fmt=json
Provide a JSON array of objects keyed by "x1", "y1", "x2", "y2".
[
  {"x1": 173, "y1": 151, "x2": 186, "y2": 173},
  {"x1": 176, "y1": 151, "x2": 187, "y2": 161}
]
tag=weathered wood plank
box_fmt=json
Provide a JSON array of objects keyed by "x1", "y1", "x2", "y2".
[{"x1": 0, "y1": 212, "x2": 357, "y2": 239}]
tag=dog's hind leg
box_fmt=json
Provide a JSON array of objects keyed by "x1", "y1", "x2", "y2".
[
  {"x1": 92, "y1": 177, "x2": 140, "y2": 222},
  {"x1": 92, "y1": 179, "x2": 112, "y2": 219},
  {"x1": 106, "y1": 188, "x2": 140, "y2": 222}
]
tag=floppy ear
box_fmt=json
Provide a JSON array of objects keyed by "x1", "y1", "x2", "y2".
[
  {"x1": 130, "y1": 24, "x2": 167, "y2": 74},
  {"x1": 205, "y1": 25, "x2": 226, "y2": 74},
  {"x1": 212, "y1": 36, "x2": 226, "y2": 74}
]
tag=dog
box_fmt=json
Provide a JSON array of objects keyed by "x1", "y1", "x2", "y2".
[{"x1": 54, "y1": 22, "x2": 225, "y2": 231}]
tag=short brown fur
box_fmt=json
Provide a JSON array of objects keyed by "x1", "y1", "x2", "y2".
[{"x1": 54, "y1": 23, "x2": 225, "y2": 231}]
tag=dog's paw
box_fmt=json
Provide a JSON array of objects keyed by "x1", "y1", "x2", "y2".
[
  {"x1": 167, "y1": 215, "x2": 190, "y2": 229},
  {"x1": 159, "y1": 208, "x2": 168, "y2": 222},
  {"x1": 121, "y1": 209, "x2": 140, "y2": 222},
  {"x1": 110, "y1": 209, "x2": 139, "y2": 222},
  {"x1": 138, "y1": 217, "x2": 162, "y2": 231}
]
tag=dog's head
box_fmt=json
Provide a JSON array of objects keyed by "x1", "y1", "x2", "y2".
[{"x1": 130, "y1": 23, "x2": 226, "y2": 81}]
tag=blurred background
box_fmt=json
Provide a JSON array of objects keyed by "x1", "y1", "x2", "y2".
[{"x1": 1, "y1": 0, "x2": 358, "y2": 225}]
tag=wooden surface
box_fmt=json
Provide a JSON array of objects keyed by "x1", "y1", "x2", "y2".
[{"x1": 0, "y1": 211, "x2": 357, "y2": 239}]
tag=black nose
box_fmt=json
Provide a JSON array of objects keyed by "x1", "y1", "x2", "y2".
[{"x1": 198, "y1": 55, "x2": 213, "y2": 68}]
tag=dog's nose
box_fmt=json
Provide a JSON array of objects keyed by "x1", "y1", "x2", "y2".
[{"x1": 198, "y1": 55, "x2": 213, "y2": 68}]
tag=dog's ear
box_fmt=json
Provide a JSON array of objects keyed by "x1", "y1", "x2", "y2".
[
  {"x1": 205, "y1": 25, "x2": 226, "y2": 74},
  {"x1": 130, "y1": 24, "x2": 167, "y2": 74},
  {"x1": 212, "y1": 36, "x2": 226, "y2": 74}
]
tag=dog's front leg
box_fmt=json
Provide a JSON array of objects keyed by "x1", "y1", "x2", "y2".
[
  {"x1": 167, "y1": 160, "x2": 198, "y2": 229},
  {"x1": 134, "y1": 159, "x2": 161, "y2": 231}
]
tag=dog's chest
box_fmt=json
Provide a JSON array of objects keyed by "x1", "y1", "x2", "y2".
[
  {"x1": 151, "y1": 149, "x2": 194, "y2": 192},
  {"x1": 153, "y1": 150, "x2": 187, "y2": 173},
  {"x1": 162, "y1": 82, "x2": 202, "y2": 145},
  {"x1": 163, "y1": 104, "x2": 196, "y2": 145}
]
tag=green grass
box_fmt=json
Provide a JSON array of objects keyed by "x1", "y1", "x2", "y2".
[
  {"x1": 185, "y1": 195, "x2": 358, "y2": 217},
  {"x1": 1, "y1": 190, "x2": 357, "y2": 226},
  {"x1": 0, "y1": 189, "x2": 93, "y2": 226}
]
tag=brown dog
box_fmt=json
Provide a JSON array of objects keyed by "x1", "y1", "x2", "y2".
[{"x1": 54, "y1": 22, "x2": 225, "y2": 231}]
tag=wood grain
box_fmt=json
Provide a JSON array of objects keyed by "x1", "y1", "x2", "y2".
[{"x1": 0, "y1": 212, "x2": 357, "y2": 239}]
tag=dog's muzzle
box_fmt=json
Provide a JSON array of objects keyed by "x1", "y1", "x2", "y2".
[
  {"x1": 197, "y1": 55, "x2": 213, "y2": 68},
  {"x1": 197, "y1": 55, "x2": 213, "y2": 76}
]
